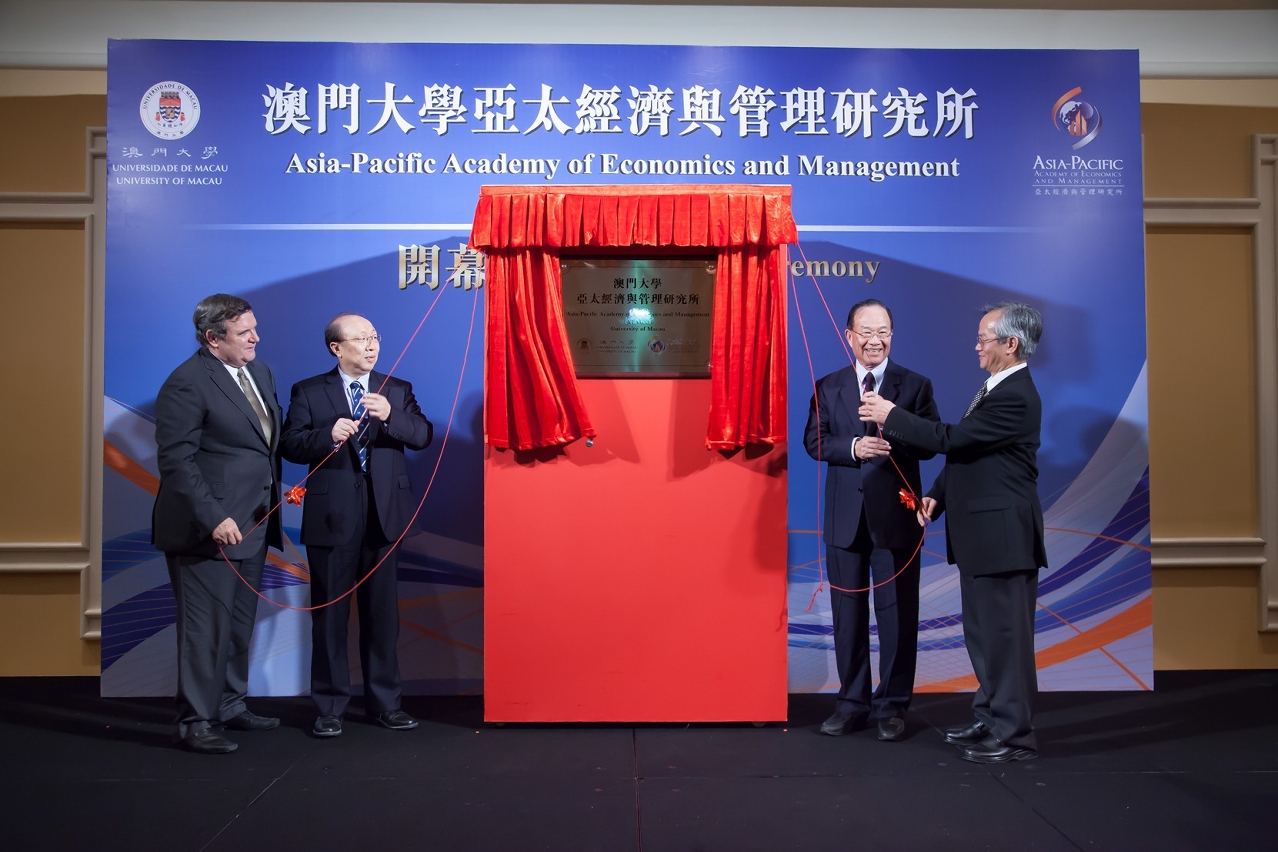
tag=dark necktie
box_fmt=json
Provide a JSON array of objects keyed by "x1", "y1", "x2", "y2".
[
  {"x1": 862, "y1": 372, "x2": 876, "y2": 436},
  {"x1": 237, "y1": 368, "x2": 273, "y2": 443},
  {"x1": 963, "y1": 383, "x2": 987, "y2": 419},
  {"x1": 350, "y1": 381, "x2": 369, "y2": 471}
]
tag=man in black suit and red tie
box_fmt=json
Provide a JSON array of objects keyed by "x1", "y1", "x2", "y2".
[
  {"x1": 804, "y1": 299, "x2": 939, "y2": 742},
  {"x1": 860, "y1": 301, "x2": 1046, "y2": 763},
  {"x1": 281, "y1": 313, "x2": 433, "y2": 738},
  {"x1": 153, "y1": 293, "x2": 283, "y2": 754}
]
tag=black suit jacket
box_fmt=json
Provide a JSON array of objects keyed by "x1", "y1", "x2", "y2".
[
  {"x1": 805, "y1": 360, "x2": 939, "y2": 550},
  {"x1": 882, "y1": 366, "x2": 1047, "y2": 576},
  {"x1": 280, "y1": 368, "x2": 433, "y2": 546},
  {"x1": 152, "y1": 348, "x2": 283, "y2": 559}
]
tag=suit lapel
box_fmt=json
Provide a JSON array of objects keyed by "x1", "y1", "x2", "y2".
[
  {"x1": 364, "y1": 371, "x2": 386, "y2": 443},
  {"x1": 835, "y1": 365, "x2": 877, "y2": 437},
  {"x1": 325, "y1": 368, "x2": 350, "y2": 419},
  {"x1": 325, "y1": 369, "x2": 363, "y2": 468},
  {"x1": 203, "y1": 350, "x2": 269, "y2": 446},
  {"x1": 832, "y1": 367, "x2": 858, "y2": 434},
  {"x1": 879, "y1": 362, "x2": 903, "y2": 404}
]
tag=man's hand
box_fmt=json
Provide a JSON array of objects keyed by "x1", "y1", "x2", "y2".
[
  {"x1": 331, "y1": 417, "x2": 361, "y2": 444},
  {"x1": 212, "y1": 517, "x2": 243, "y2": 546},
  {"x1": 917, "y1": 496, "x2": 938, "y2": 527},
  {"x1": 855, "y1": 435, "x2": 893, "y2": 460},
  {"x1": 361, "y1": 392, "x2": 391, "y2": 422},
  {"x1": 859, "y1": 390, "x2": 896, "y2": 425}
]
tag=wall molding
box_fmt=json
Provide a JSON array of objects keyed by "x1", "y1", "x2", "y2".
[
  {"x1": 0, "y1": 126, "x2": 105, "y2": 641},
  {"x1": 1144, "y1": 134, "x2": 1278, "y2": 630},
  {"x1": 2, "y1": 126, "x2": 1276, "y2": 643},
  {"x1": 1151, "y1": 537, "x2": 1268, "y2": 568}
]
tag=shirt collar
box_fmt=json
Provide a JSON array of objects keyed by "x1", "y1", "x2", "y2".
[
  {"x1": 855, "y1": 358, "x2": 889, "y2": 391},
  {"x1": 338, "y1": 369, "x2": 367, "y2": 390},
  {"x1": 986, "y1": 360, "x2": 1028, "y2": 391}
]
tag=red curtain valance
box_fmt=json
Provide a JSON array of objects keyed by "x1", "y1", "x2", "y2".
[
  {"x1": 472, "y1": 185, "x2": 798, "y2": 251},
  {"x1": 471, "y1": 185, "x2": 796, "y2": 451}
]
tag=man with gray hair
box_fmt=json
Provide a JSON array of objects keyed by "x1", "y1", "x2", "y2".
[
  {"x1": 281, "y1": 313, "x2": 433, "y2": 738},
  {"x1": 859, "y1": 301, "x2": 1046, "y2": 763}
]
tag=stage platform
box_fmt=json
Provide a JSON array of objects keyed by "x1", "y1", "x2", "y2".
[{"x1": 1, "y1": 671, "x2": 1275, "y2": 851}]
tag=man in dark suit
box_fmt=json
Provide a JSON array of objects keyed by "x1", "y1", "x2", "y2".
[
  {"x1": 860, "y1": 301, "x2": 1046, "y2": 763},
  {"x1": 153, "y1": 293, "x2": 283, "y2": 754},
  {"x1": 281, "y1": 313, "x2": 433, "y2": 738},
  {"x1": 804, "y1": 299, "x2": 939, "y2": 742}
]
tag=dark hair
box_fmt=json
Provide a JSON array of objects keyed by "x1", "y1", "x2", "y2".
[
  {"x1": 193, "y1": 294, "x2": 252, "y2": 348},
  {"x1": 324, "y1": 312, "x2": 362, "y2": 356},
  {"x1": 846, "y1": 298, "x2": 893, "y2": 331},
  {"x1": 983, "y1": 301, "x2": 1043, "y2": 359}
]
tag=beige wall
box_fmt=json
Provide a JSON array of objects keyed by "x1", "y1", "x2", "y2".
[
  {"x1": 0, "y1": 94, "x2": 104, "y2": 675},
  {"x1": 2, "y1": 86, "x2": 1276, "y2": 677},
  {"x1": 1143, "y1": 103, "x2": 1278, "y2": 668}
]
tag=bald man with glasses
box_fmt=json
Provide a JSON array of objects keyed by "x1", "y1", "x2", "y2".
[{"x1": 281, "y1": 313, "x2": 433, "y2": 738}]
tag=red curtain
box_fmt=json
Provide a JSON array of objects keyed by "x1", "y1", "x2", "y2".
[{"x1": 471, "y1": 185, "x2": 796, "y2": 451}]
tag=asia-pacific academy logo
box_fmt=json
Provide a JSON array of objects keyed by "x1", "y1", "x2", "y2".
[
  {"x1": 1052, "y1": 86, "x2": 1101, "y2": 150},
  {"x1": 139, "y1": 81, "x2": 201, "y2": 140}
]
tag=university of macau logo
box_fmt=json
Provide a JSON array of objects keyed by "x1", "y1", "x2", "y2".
[{"x1": 140, "y1": 81, "x2": 201, "y2": 140}]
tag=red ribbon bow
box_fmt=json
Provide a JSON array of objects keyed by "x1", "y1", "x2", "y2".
[
  {"x1": 285, "y1": 485, "x2": 307, "y2": 505},
  {"x1": 898, "y1": 489, "x2": 917, "y2": 510}
]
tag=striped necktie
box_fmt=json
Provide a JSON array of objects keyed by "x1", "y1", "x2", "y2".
[{"x1": 350, "y1": 381, "x2": 369, "y2": 471}]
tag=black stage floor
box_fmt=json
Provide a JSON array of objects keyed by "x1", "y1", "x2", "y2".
[{"x1": 1, "y1": 671, "x2": 1275, "y2": 852}]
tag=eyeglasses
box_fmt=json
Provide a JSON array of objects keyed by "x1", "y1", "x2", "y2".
[
  {"x1": 850, "y1": 329, "x2": 893, "y2": 342},
  {"x1": 341, "y1": 334, "x2": 382, "y2": 346},
  {"x1": 975, "y1": 335, "x2": 1007, "y2": 347}
]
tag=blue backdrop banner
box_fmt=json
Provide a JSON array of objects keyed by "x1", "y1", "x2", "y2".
[{"x1": 103, "y1": 40, "x2": 1149, "y2": 697}]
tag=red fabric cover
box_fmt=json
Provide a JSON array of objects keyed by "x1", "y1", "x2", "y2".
[{"x1": 471, "y1": 185, "x2": 796, "y2": 450}]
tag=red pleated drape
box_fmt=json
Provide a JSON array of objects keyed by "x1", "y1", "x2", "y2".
[{"x1": 470, "y1": 185, "x2": 797, "y2": 451}]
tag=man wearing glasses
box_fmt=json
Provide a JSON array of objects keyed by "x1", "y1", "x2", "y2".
[
  {"x1": 281, "y1": 313, "x2": 433, "y2": 737},
  {"x1": 804, "y1": 298, "x2": 939, "y2": 742},
  {"x1": 859, "y1": 301, "x2": 1046, "y2": 763}
]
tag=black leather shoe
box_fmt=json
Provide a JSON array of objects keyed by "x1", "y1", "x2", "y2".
[
  {"x1": 312, "y1": 715, "x2": 343, "y2": 738},
  {"x1": 376, "y1": 709, "x2": 419, "y2": 731},
  {"x1": 943, "y1": 720, "x2": 989, "y2": 746},
  {"x1": 961, "y1": 734, "x2": 1037, "y2": 764},
  {"x1": 876, "y1": 716, "x2": 906, "y2": 742},
  {"x1": 183, "y1": 728, "x2": 237, "y2": 754},
  {"x1": 224, "y1": 710, "x2": 280, "y2": 731},
  {"x1": 819, "y1": 711, "x2": 865, "y2": 737}
]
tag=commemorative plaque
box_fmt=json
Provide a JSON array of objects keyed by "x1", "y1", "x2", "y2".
[{"x1": 561, "y1": 258, "x2": 715, "y2": 377}]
